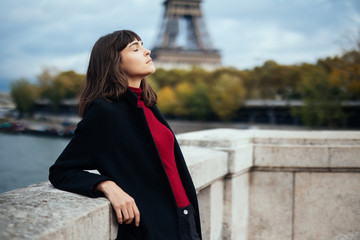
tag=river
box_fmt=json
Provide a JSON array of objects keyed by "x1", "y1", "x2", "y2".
[
  {"x1": 0, "y1": 132, "x2": 70, "y2": 193},
  {"x1": 0, "y1": 120, "x2": 245, "y2": 194},
  {"x1": 0, "y1": 120, "x2": 304, "y2": 194}
]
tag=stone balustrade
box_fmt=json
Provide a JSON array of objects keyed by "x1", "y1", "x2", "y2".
[{"x1": 1, "y1": 129, "x2": 359, "y2": 240}]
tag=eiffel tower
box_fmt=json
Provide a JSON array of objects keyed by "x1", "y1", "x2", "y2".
[{"x1": 151, "y1": 0, "x2": 221, "y2": 69}]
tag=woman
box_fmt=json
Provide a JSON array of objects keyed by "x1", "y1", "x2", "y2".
[{"x1": 48, "y1": 30, "x2": 201, "y2": 240}]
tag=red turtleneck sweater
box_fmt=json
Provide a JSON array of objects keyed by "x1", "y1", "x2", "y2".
[{"x1": 129, "y1": 87, "x2": 190, "y2": 208}]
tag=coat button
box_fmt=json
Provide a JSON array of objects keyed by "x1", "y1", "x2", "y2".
[{"x1": 183, "y1": 209, "x2": 188, "y2": 215}]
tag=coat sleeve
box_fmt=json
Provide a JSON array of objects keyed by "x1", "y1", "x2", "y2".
[{"x1": 48, "y1": 100, "x2": 112, "y2": 198}]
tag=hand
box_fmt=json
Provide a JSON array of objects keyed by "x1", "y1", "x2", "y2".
[{"x1": 96, "y1": 180, "x2": 140, "y2": 226}]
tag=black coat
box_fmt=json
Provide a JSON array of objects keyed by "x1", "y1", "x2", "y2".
[{"x1": 49, "y1": 89, "x2": 201, "y2": 240}]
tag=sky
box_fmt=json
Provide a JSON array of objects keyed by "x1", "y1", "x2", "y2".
[{"x1": 0, "y1": 0, "x2": 359, "y2": 91}]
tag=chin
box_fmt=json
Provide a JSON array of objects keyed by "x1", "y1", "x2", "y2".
[{"x1": 149, "y1": 65, "x2": 156, "y2": 74}]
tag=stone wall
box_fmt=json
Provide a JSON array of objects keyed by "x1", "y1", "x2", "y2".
[{"x1": 1, "y1": 129, "x2": 359, "y2": 240}]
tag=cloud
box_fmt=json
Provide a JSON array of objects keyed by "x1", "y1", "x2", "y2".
[
  {"x1": 0, "y1": 0, "x2": 359, "y2": 91},
  {"x1": 206, "y1": 0, "x2": 359, "y2": 68},
  {"x1": 0, "y1": 0, "x2": 163, "y2": 85}
]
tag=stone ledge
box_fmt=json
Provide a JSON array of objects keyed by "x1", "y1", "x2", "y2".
[
  {"x1": 0, "y1": 182, "x2": 114, "y2": 240},
  {"x1": 0, "y1": 145, "x2": 228, "y2": 240},
  {"x1": 294, "y1": 172, "x2": 360, "y2": 240},
  {"x1": 178, "y1": 129, "x2": 360, "y2": 170},
  {"x1": 253, "y1": 145, "x2": 329, "y2": 168},
  {"x1": 178, "y1": 128, "x2": 360, "y2": 147},
  {"x1": 177, "y1": 128, "x2": 254, "y2": 148},
  {"x1": 1, "y1": 129, "x2": 360, "y2": 240},
  {"x1": 181, "y1": 146, "x2": 228, "y2": 190}
]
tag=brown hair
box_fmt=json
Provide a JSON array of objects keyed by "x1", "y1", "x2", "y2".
[{"x1": 78, "y1": 30, "x2": 157, "y2": 117}]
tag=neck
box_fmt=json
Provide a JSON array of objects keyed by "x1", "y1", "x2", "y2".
[{"x1": 128, "y1": 79, "x2": 142, "y2": 88}]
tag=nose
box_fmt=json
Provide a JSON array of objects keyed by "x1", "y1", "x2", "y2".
[{"x1": 144, "y1": 48, "x2": 151, "y2": 56}]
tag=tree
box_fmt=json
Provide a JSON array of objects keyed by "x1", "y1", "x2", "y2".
[
  {"x1": 187, "y1": 81, "x2": 212, "y2": 120},
  {"x1": 47, "y1": 71, "x2": 84, "y2": 112},
  {"x1": 332, "y1": 27, "x2": 360, "y2": 99},
  {"x1": 149, "y1": 68, "x2": 168, "y2": 88},
  {"x1": 37, "y1": 69, "x2": 85, "y2": 113},
  {"x1": 10, "y1": 78, "x2": 38, "y2": 117},
  {"x1": 173, "y1": 82, "x2": 195, "y2": 116},
  {"x1": 151, "y1": 68, "x2": 187, "y2": 88},
  {"x1": 317, "y1": 51, "x2": 360, "y2": 100},
  {"x1": 146, "y1": 75, "x2": 160, "y2": 93},
  {"x1": 157, "y1": 86, "x2": 177, "y2": 115},
  {"x1": 250, "y1": 60, "x2": 301, "y2": 100},
  {"x1": 337, "y1": 51, "x2": 360, "y2": 99},
  {"x1": 37, "y1": 67, "x2": 58, "y2": 99},
  {"x1": 208, "y1": 73, "x2": 245, "y2": 120},
  {"x1": 292, "y1": 64, "x2": 346, "y2": 127},
  {"x1": 183, "y1": 66, "x2": 210, "y2": 84}
]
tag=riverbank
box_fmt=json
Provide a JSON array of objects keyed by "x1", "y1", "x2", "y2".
[
  {"x1": 167, "y1": 119, "x2": 311, "y2": 134},
  {"x1": 0, "y1": 117, "x2": 77, "y2": 137},
  {"x1": 0, "y1": 116, "x2": 312, "y2": 138}
]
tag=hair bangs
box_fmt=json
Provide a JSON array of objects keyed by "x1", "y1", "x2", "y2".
[{"x1": 116, "y1": 30, "x2": 142, "y2": 51}]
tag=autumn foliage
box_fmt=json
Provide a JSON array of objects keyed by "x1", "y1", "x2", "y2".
[{"x1": 10, "y1": 48, "x2": 360, "y2": 126}]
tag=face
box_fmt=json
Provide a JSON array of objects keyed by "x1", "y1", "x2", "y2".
[{"x1": 120, "y1": 39, "x2": 156, "y2": 86}]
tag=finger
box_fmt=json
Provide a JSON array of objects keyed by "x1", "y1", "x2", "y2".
[
  {"x1": 125, "y1": 207, "x2": 135, "y2": 224},
  {"x1": 125, "y1": 206, "x2": 135, "y2": 224},
  {"x1": 125, "y1": 218, "x2": 133, "y2": 224},
  {"x1": 124, "y1": 216, "x2": 133, "y2": 224},
  {"x1": 121, "y1": 207, "x2": 130, "y2": 224},
  {"x1": 116, "y1": 208, "x2": 124, "y2": 224},
  {"x1": 133, "y1": 205, "x2": 140, "y2": 227}
]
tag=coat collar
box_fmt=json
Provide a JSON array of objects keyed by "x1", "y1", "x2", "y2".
[
  {"x1": 124, "y1": 88, "x2": 139, "y2": 107},
  {"x1": 123, "y1": 88, "x2": 173, "y2": 131}
]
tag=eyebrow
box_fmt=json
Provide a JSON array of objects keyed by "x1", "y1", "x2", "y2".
[{"x1": 128, "y1": 41, "x2": 143, "y2": 48}]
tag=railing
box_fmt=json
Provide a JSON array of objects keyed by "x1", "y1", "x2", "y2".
[{"x1": 1, "y1": 129, "x2": 359, "y2": 240}]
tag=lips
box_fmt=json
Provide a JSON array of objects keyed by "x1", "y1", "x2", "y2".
[{"x1": 146, "y1": 58, "x2": 152, "y2": 64}]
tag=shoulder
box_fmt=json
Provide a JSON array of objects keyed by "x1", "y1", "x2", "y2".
[
  {"x1": 85, "y1": 99, "x2": 126, "y2": 116},
  {"x1": 80, "y1": 99, "x2": 117, "y2": 124},
  {"x1": 87, "y1": 99, "x2": 113, "y2": 112},
  {"x1": 77, "y1": 99, "x2": 122, "y2": 132}
]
